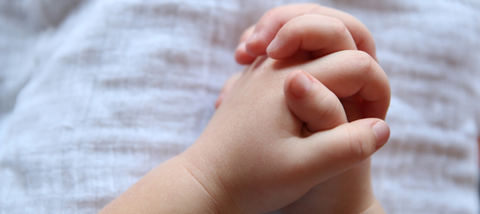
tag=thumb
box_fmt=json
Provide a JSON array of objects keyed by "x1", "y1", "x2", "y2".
[
  {"x1": 284, "y1": 70, "x2": 347, "y2": 132},
  {"x1": 285, "y1": 118, "x2": 389, "y2": 186}
]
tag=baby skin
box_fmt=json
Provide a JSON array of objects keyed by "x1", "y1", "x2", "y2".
[
  {"x1": 222, "y1": 3, "x2": 391, "y2": 213},
  {"x1": 99, "y1": 4, "x2": 390, "y2": 214}
]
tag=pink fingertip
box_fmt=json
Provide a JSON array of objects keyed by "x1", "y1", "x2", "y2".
[
  {"x1": 235, "y1": 43, "x2": 256, "y2": 64},
  {"x1": 266, "y1": 37, "x2": 279, "y2": 53},
  {"x1": 372, "y1": 121, "x2": 390, "y2": 148},
  {"x1": 290, "y1": 71, "x2": 312, "y2": 98}
]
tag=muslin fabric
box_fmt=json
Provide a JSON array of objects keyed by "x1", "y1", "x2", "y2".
[{"x1": 0, "y1": 0, "x2": 478, "y2": 213}]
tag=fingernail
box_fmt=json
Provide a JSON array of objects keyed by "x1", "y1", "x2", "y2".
[
  {"x1": 372, "y1": 121, "x2": 390, "y2": 148},
  {"x1": 266, "y1": 37, "x2": 279, "y2": 53},
  {"x1": 290, "y1": 71, "x2": 312, "y2": 98},
  {"x1": 247, "y1": 32, "x2": 258, "y2": 44}
]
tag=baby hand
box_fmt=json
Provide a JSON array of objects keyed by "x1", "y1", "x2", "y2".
[
  {"x1": 224, "y1": 4, "x2": 390, "y2": 213},
  {"x1": 185, "y1": 55, "x2": 389, "y2": 213},
  {"x1": 283, "y1": 71, "x2": 387, "y2": 214},
  {"x1": 217, "y1": 52, "x2": 390, "y2": 214},
  {"x1": 235, "y1": 3, "x2": 377, "y2": 64},
  {"x1": 230, "y1": 4, "x2": 388, "y2": 121},
  {"x1": 100, "y1": 55, "x2": 389, "y2": 214}
]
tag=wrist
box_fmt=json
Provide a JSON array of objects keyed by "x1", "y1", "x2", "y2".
[
  {"x1": 178, "y1": 148, "x2": 244, "y2": 214},
  {"x1": 99, "y1": 156, "x2": 224, "y2": 214}
]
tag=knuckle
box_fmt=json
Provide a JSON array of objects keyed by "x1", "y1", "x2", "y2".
[
  {"x1": 288, "y1": 18, "x2": 303, "y2": 35},
  {"x1": 346, "y1": 127, "x2": 373, "y2": 161},
  {"x1": 315, "y1": 91, "x2": 338, "y2": 122},
  {"x1": 327, "y1": 17, "x2": 350, "y2": 41},
  {"x1": 327, "y1": 16, "x2": 345, "y2": 29},
  {"x1": 256, "y1": 8, "x2": 281, "y2": 30},
  {"x1": 351, "y1": 51, "x2": 375, "y2": 76}
]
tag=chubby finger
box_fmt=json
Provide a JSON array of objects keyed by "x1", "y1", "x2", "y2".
[
  {"x1": 284, "y1": 70, "x2": 347, "y2": 132},
  {"x1": 215, "y1": 72, "x2": 242, "y2": 109},
  {"x1": 235, "y1": 25, "x2": 256, "y2": 65},
  {"x1": 267, "y1": 14, "x2": 357, "y2": 59},
  {"x1": 279, "y1": 50, "x2": 390, "y2": 120},
  {"x1": 246, "y1": 3, "x2": 376, "y2": 60},
  {"x1": 284, "y1": 119, "x2": 389, "y2": 186}
]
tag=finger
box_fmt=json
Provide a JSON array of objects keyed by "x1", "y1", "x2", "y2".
[
  {"x1": 284, "y1": 119, "x2": 389, "y2": 186},
  {"x1": 309, "y1": 51, "x2": 389, "y2": 120},
  {"x1": 267, "y1": 14, "x2": 357, "y2": 59},
  {"x1": 246, "y1": 3, "x2": 376, "y2": 60},
  {"x1": 284, "y1": 70, "x2": 347, "y2": 132},
  {"x1": 277, "y1": 50, "x2": 390, "y2": 120},
  {"x1": 215, "y1": 72, "x2": 242, "y2": 109},
  {"x1": 235, "y1": 25, "x2": 256, "y2": 65}
]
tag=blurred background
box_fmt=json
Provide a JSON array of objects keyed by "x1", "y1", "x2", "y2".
[{"x1": 0, "y1": 0, "x2": 479, "y2": 213}]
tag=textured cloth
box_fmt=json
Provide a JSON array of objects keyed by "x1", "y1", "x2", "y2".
[{"x1": 0, "y1": 0, "x2": 479, "y2": 213}]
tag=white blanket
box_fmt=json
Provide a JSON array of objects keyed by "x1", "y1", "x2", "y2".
[{"x1": 0, "y1": 0, "x2": 479, "y2": 213}]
